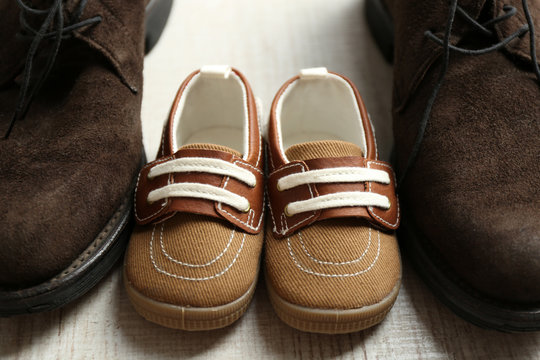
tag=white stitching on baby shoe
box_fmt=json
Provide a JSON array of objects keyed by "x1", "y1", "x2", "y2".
[
  {"x1": 159, "y1": 222, "x2": 235, "y2": 267},
  {"x1": 255, "y1": 134, "x2": 262, "y2": 167},
  {"x1": 149, "y1": 214, "x2": 248, "y2": 281},
  {"x1": 286, "y1": 228, "x2": 381, "y2": 277},
  {"x1": 297, "y1": 229, "x2": 372, "y2": 265},
  {"x1": 234, "y1": 159, "x2": 263, "y2": 175},
  {"x1": 267, "y1": 193, "x2": 278, "y2": 233}
]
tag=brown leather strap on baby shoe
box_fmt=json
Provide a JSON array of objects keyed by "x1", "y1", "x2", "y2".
[
  {"x1": 134, "y1": 147, "x2": 265, "y2": 234},
  {"x1": 267, "y1": 156, "x2": 399, "y2": 238}
]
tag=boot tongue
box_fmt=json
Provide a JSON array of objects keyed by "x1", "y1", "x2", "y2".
[
  {"x1": 179, "y1": 143, "x2": 242, "y2": 158},
  {"x1": 285, "y1": 140, "x2": 364, "y2": 161}
]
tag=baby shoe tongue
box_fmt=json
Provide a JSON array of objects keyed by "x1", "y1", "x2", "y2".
[
  {"x1": 180, "y1": 143, "x2": 242, "y2": 157},
  {"x1": 285, "y1": 140, "x2": 364, "y2": 161}
]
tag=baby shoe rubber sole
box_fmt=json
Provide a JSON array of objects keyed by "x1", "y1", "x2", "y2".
[
  {"x1": 0, "y1": 0, "x2": 172, "y2": 317},
  {"x1": 124, "y1": 267, "x2": 258, "y2": 330},
  {"x1": 266, "y1": 277, "x2": 400, "y2": 334},
  {"x1": 365, "y1": 0, "x2": 540, "y2": 332}
]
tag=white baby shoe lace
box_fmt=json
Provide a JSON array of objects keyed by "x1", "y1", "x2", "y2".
[
  {"x1": 147, "y1": 157, "x2": 255, "y2": 212},
  {"x1": 278, "y1": 167, "x2": 391, "y2": 216}
]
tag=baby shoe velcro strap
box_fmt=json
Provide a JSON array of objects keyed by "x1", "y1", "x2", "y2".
[
  {"x1": 267, "y1": 157, "x2": 399, "y2": 238},
  {"x1": 134, "y1": 148, "x2": 264, "y2": 234}
]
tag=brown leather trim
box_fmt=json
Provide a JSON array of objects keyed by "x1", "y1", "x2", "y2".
[
  {"x1": 233, "y1": 69, "x2": 263, "y2": 166},
  {"x1": 335, "y1": 72, "x2": 377, "y2": 160},
  {"x1": 365, "y1": 160, "x2": 400, "y2": 230},
  {"x1": 267, "y1": 157, "x2": 399, "y2": 238},
  {"x1": 134, "y1": 148, "x2": 264, "y2": 234},
  {"x1": 215, "y1": 155, "x2": 265, "y2": 233},
  {"x1": 268, "y1": 75, "x2": 296, "y2": 170},
  {"x1": 267, "y1": 161, "x2": 321, "y2": 237},
  {"x1": 164, "y1": 70, "x2": 199, "y2": 156},
  {"x1": 134, "y1": 154, "x2": 174, "y2": 224}
]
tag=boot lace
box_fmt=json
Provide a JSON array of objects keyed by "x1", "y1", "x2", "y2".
[
  {"x1": 4, "y1": 0, "x2": 102, "y2": 139},
  {"x1": 399, "y1": 0, "x2": 540, "y2": 187}
]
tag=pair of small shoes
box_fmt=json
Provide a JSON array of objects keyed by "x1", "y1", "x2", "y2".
[{"x1": 124, "y1": 66, "x2": 401, "y2": 334}]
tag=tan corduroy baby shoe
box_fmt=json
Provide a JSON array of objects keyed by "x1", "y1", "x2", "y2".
[
  {"x1": 124, "y1": 66, "x2": 265, "y2": 330},
  {"x1": 265, "y1": 68, "x2": 401, "y2": 334}
]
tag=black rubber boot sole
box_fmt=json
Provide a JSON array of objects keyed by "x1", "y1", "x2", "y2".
[
  {"x1": 0, "y1": 182, "x2": 135, "y2": 316},
  {"x1": 0, "y1": 0, "x2": 172, "y2": 317},
  {"x1": 365, "y1": 0, "x2": 540, "y2": 332},
  {"x1": 0, "y1": 155, "x2": 145, "y2": 316}
]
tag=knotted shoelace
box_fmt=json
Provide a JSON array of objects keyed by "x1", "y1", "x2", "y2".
[
  {"x1": 4, "y1": 0, "x2": 102, "y2": 138},
  {"x1": 399, "y1": 0, "x2": 540, "y2": 187}
]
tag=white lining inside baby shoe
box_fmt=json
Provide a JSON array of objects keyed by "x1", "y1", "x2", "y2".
[
  {"x1": 275, "y1": 69, "x2": 367, "y2": 160},
  {"x1": 171, "y1": 67, "x2": 249, "y2": 158}
]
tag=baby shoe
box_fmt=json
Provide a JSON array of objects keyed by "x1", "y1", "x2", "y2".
[
  {"x1": 124, "y1": 66, "x2": 265, "y2": 330},
  {"x1": 265, "y1": 68, "x2": 401, "y2": 334}
]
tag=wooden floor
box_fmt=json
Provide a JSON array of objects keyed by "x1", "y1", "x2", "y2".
[{"x1": 2, "y1": 0, "x2": 540, "y2": 358}]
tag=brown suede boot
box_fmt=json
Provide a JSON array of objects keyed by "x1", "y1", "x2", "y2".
[
  {"x1": 0, "y1": 0, "x2": 172, "y2": 315},
  {"x1": 366, "y1": 0, "x2": 540, "y2": 331}
]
